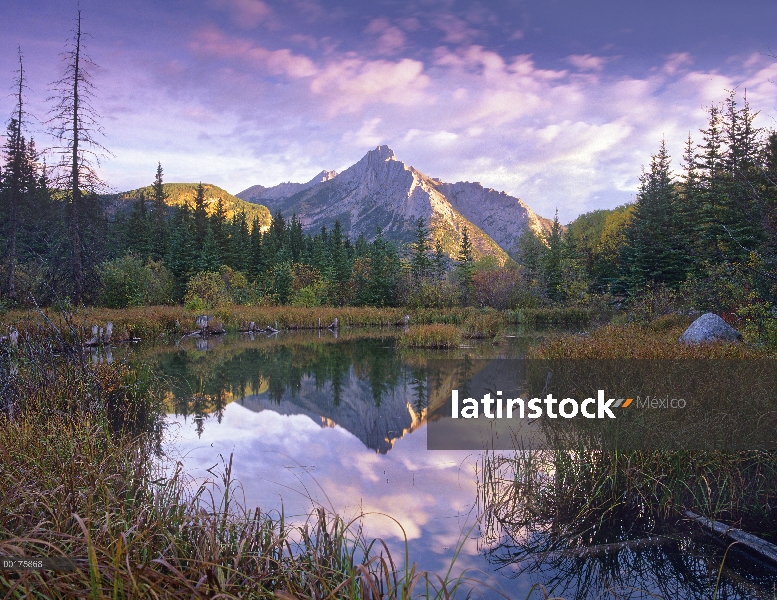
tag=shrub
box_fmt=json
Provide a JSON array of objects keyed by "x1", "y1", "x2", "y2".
[
  {"x1": 98, "y1": 255, "x2": 174, "y2": 308},
  {"x1": 473, "y1": 267, "x2": 521, "y2": 310},
  {"x1": 184, "y1": 271, "x2": 226, "y2": 310}
]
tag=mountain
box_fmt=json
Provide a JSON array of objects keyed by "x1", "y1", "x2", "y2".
[
  {"x1": 237, "y1": 146, "x2": 551, "y2": 260},
  {"x1": 238, "y1": 170, "x2": 338, "y2": 203},
  {"x1": 107, "y1": 183, "x2": 272, "y2": 230}
]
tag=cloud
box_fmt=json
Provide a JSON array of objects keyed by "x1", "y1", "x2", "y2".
[
  {"x1": 190, "y1": 27, "x2": 317, "y2": 78},
  {"x1": 82, "y1": 9, "x2": 777, "y2": 225},
  {"x1": 663, "y1": 52, "x2": 693, "y2": 75},
  {"x1": 211, "y1": 0, "x2": 273, "y2": 29},
  {"x1": 365, "y1": 18, "x2": 407, "y2": 55},
  {"x1": 566, "y1": 54, "x2": 606, "y2": 71},
  {"x1": 310, "y1": 57, "x2": 431, "y2": 115}
]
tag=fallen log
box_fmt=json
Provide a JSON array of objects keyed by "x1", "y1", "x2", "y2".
[{"x1": 685, "y1": 510, "x2": 777, "y2": 565}]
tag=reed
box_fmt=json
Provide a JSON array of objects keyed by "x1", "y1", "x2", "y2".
[
  {"x1": 477, "y1": 322, "x2": 777, "y2": 544},
  {"x1": 397, "y1": 324, "x2": 462, "y2": 349},
  {"x1": 0, "y1": 320, "x2": 472, "y2": 598}
]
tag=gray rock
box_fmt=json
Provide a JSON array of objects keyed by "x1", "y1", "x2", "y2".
[{"x1": 679, "y1": 313, "x2": 742, "y2": 344}]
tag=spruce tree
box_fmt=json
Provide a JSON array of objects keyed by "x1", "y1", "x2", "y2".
[
  {"x1": 250, "y1": 216, "x2": 264, "y2": 276},
  {"x1": 192, "y1": 182, "x2": 208, "y2": 247},
  {"x1": 517, "y1": 229, "x2": 546, "y2": 284},
  {"x1": 720, "y1": 91, "x2": 763, "y2": 260},
  {"x1": 410, "y1": 216, "x2": 431, "y2": 282},
  {"x1": 150, "y1": 162, "x2": 168, "y2": 260},
  {"x1": 211, "y1": 197, "x2": 229, "y2": 263},
  {"x1": 433, "y1": 239, "x2": 447, "y2": 280},
  {"x1": 126, "y1": 191, "x2": 151, "y2": 259},
  {"x1": 695, "y1": 104, "x2": 727, "y2": 262},
  {"x1": 544, "y1": 209, "x2": 564, "y2": 300},
  {"x1": 621, "y1": 140, "x2": 686, "y2": 290},
  {"x1": 677, "y1": 133, "x2": 702, "y2": 272},
  {"x1": 456, "y1": 226, "x2": 475, "y2": 305}
]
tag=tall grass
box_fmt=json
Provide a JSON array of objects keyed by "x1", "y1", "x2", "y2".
[
  {"x1": 478, "y1": 322, "x2": 777, "y2": 544},
  {"x1": 397, "y1": 324, "x2": 461, "y2": 349},
  {"x1": 4, "y1": 304, "x2": 597, "y2": 344},
  {"x1": 0, "y1": 319, "x2": 471, "y2": 598}
]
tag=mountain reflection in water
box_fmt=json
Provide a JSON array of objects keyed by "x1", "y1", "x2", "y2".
[
  {"x1": 151, "y1": 333, "x2": 438, "y2": 453},
  {"x1": 142, "y1": 331, "x2": 777, "y2": 599}
]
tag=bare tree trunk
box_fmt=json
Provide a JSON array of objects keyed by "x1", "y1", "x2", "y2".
[
  {"x1": 6, "y1": 51, "x2": 24, "y2": 301},
  {"x1": 70, "y1": 11, "x2": 83, "y2": 303}
]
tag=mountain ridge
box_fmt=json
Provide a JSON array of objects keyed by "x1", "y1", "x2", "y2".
[{"x1": 237, "y1": 146, "x2": 551, "y2": 260}]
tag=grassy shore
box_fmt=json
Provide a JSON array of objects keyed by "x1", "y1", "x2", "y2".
[
  {"x1": 478, "y1": 320, "x2": 777, "y2": 546},
  {"x1": 0, "y1": 322, "x2": 465, "y2": 598},
  {"x1": 2, "y1": 304, "x2": 601, "y2": 343}
]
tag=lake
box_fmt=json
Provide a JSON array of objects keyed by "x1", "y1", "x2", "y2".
[{"x1": 130, "y1": 329, "x2": 777, "y2": 599}]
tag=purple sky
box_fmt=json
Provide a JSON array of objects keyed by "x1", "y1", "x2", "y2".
[{"x1": 2, "y1": 0, "x2": 777, "y2": 222}]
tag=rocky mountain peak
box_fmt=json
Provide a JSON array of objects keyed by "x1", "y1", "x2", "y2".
[
  {"x1": 236, "y1": 146, "x2": 553, "y2": 261},
  {"x1": 353, "y1": 145, "x2": 398, "y2": 172}
]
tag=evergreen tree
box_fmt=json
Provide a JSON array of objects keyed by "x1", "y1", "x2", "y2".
[
  {"x1": 761, "y1": 132, "x2": 777, "y2": 257},
  {"x1": 695, "y1": 104, "x2": 727, "y2": 262},
  {"x1": 126, "y1": 191, "x2": 151, "y2": 259},
  {"x1": 410, "y1": 216, "x2": 431, "y2": 282},
  {"x1": 229, "y1": 211, "x2": 252, "y2": 273},
  {"x1": 330, "y1": 220, "x2": 350, "y2": 283},
  {"x1": 621, "y1": 140, "x2": 687, "y2": 290},
  {"x1": 719, "y1": 91, "x2": 763, "y2": 259},
  {"x1": 250, "y1": 216, "x2": 264, "y2": 276},
  {"x1": 363, "y1": 228, "x2": 394, "y2": 306},
  {"x1": 166, "y1": 205, "x2": 196, "y2": 297},
  {"x1": 677, "y1": 133, "x2": 702, "y2": 271},
  {"x1": 544, "y1": 209, "x2": 564, "y2": 300},
  {"x1": 211, "y1": 197, "x2": 229, "y2": 263},
  {"x1": 192, "y1": 182, "x2": 208, "y2": 247},
  {"x1": 517, "y1": 229, "x2": 546, "y2": 284},
  {"x1": 199, "y1": 225, "x2": 221, "y2": 272},
  {"x1": 149, "y1": 162, "x2": 168, "y2": 260},
  {"x1": 287, "y1": 213, "x2": 305, "y2": 263},
  {"x1": 456, "y1": 226, "x2": 475, "y2": 305},
  {"x1": 433, "y1": 239, "x2": 447, "y2": 280}
]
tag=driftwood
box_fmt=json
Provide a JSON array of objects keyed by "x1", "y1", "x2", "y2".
[
  {"x1": 85, "y1": 322, "x2": 113, "y2": 347},
  {"x1": 0, "y1": 329, "x2": 19, "y2": 348},
  {"x1": 686, "y1": 510, "x2": 777, "y2": 564},
  {"x1": 194, "y1": 315, "x2": 225, "y2": 336}
]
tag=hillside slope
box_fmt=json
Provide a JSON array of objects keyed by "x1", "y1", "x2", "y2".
[{"x1": 108, "y1": 183, "x2": 272, "y2": 231}]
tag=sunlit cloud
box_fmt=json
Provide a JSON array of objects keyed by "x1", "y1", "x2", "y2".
[{"x1": 3, "y1": 1, "x2": 776, "y2": 224}]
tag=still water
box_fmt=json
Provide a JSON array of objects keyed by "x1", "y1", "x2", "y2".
[{"x1": 135, "y1": 330, "x2": 777, "y2": 599}]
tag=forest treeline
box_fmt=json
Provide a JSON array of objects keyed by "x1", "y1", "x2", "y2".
[{"x1": 1, "y1": 16, "x2": 776, "y2": 333}]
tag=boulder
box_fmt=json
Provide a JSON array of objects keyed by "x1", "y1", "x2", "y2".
[{"x1": 679, "y1": 313, "x2": 742, "y2": 344}]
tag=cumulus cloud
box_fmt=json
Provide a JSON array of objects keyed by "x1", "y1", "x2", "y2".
[
  {"x1": 566, "y1": 54, "x2": 607, "y2": 71},
  {"x1": 310, "y1": 56, "x2": 431, "y2": 115}
]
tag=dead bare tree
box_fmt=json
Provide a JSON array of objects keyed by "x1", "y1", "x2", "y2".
[
  {"x1": 1, "y1": 48, "x2": 28, "y2": 301},
  {"x1": 47, "y1": 10, "x2": 110, "y2": 302}
]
